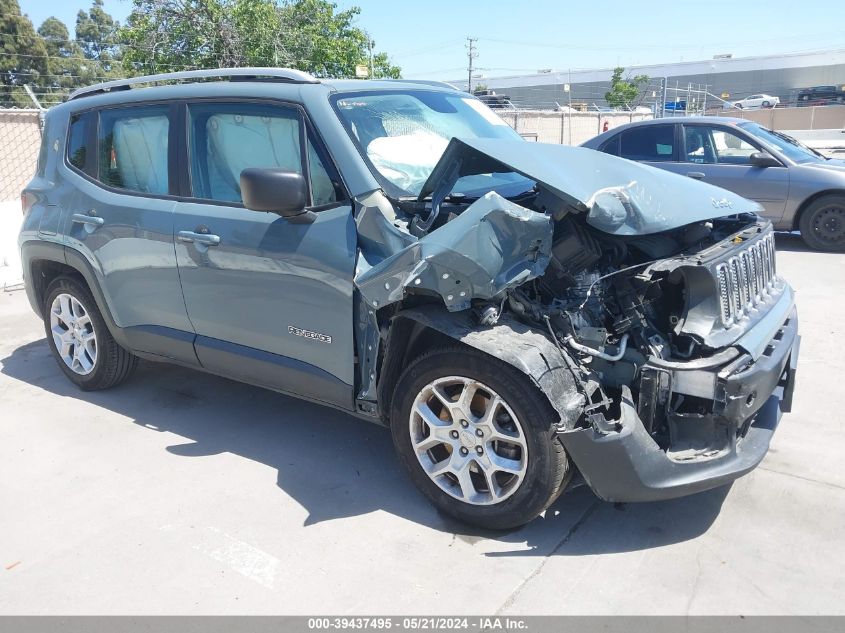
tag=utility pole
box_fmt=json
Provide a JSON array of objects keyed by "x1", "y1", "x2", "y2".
[
  {"x1": 466, "y1": 37, "x2": 478, "y2": 94},
  {"x1": 366, "y1": 31, "x2": 374, "y2": 78}
]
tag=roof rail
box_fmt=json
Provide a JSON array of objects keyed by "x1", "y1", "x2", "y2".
[{"x1": 68, "y1": 67, "x2": 319, "y2": 101}]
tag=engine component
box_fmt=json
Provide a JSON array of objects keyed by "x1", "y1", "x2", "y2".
[
  {"x1": 564, "y1": 333, "x2": 630, "y2": 361},
  {"x1": 544, "y1": 218, "x2": 602, "y2": 292},
  {"x1": 627, "y1": 234, "x2": 678, "y2": 259},
  {"x1": 637, "y1": 366, "x2": 671, "y2": 433},
  {"x1": 475, "y1": 302, "x2": 501, "y2": 326}
]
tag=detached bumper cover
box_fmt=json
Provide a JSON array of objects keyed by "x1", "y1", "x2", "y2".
[{"x1": 559, "y1": 309, "x2": 799, "y2": 503}]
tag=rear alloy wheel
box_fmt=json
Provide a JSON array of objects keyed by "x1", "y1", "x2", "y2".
[
  {"x1": 50, "y1": 292, "x2": 98, "y2": 375},
  {"x1": 391, "y1": 347, "x2": 570, "y2": 529},
  {"x1": 799, "y1": 195, "x2": 845, "y2": 252},
  {"x1": 43, "y1": 277, "x2": 138, "y2": 390}
]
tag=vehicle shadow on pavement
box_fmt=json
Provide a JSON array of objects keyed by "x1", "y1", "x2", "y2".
[
  {"x1": 482, "y1": 484, "x2": 730, "y2": 557},
  {"x1": 775, "y1": 232, "x2": 835, "y2": 254},
  {"x1": 2, "y1": 338, "x2": 726, "y2": 555}
]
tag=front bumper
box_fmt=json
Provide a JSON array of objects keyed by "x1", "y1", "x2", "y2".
[{"x1": 559, "y1": 307, "x2": 799, "y2": 503}]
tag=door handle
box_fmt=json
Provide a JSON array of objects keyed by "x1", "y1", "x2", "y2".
[
  {"x1": 71, "y1": 212, "x2": 104, "y2": 227},
  {"x1": 178, "y1": 230, "x2": 221, "y2": 246},
  {"x1": 687, "y1": 172, "x2": 706, "y2": 180}
]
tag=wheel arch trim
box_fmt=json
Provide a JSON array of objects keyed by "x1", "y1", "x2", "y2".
[
  {"x1": 378, "y1": 305, "x2": 585, "y2": 429},
  {"x1": 21, "y1": 241, "x2": 130, "y2": 349}
]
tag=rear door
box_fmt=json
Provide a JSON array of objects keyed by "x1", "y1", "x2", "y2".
[
  {"x1": 172, "y1": 99, "x2": 356, "y2": 408},
  {"x1": 679, "y1": 123, "x2": 789, "y2": 222},
  {"x1": 61, "y1": 102, "x2": 197, "y2": 364}
]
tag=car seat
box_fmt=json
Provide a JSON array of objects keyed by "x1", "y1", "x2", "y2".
[{"x1": 686, "y1": 130, "x2": 716, "y2": 164}]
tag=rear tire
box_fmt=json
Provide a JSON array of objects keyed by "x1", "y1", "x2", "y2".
[
  {"x1": 43, "y1": 276, "x2": 137, "y2": 390},
  {"x1": 798, "y1": 195, "x2": 845, "y2": 252},
  {"x1": 390, "y1": 346, "x2": 571, "y2": 530}
]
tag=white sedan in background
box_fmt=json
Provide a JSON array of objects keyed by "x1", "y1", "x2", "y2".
[{"x1": 730, "y1": 94, "x2": 780, "y2": 109}]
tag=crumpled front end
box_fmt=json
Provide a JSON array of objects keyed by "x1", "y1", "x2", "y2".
[
  {"x1": 560, "y1": 305, "x2": 798, "y2": 503},
  {"x1": 353, "y1": 140, "x2": 799, "y2": 500}
]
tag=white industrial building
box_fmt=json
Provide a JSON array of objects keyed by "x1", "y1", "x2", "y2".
[{"x1": 455, "y1": 49, "x2": 845, "y2": 110}]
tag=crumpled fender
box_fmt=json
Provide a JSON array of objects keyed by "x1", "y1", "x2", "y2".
[
  {"x1": 354, "y1": 191, "x2": 553, "y2": 312},
  {"x1": 394, "y1": 306, "x2": 585, "y2": 428}
]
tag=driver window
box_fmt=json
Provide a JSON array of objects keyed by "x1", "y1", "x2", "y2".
[
  {"x1": 683, "y1": 126, "x2": 717, "y2": 164},
  {"x1": 710, "y1": 128, "x2": 760, "y2": 165},
  {"x1": 188, "y1": 102, "x2": 340, "y2": 206}
]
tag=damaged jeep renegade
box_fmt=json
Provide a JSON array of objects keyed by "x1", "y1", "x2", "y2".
[{"x1": 21, "y1": 69, "x2": 800, "y2": 528}]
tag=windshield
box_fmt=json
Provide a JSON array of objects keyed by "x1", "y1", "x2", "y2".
[
  {"x1": 331, "y1": 90, "x2": 532, "y2": 198},
  {"x1": 739, "y1": 122, "x2": 824, "y2": 163}
]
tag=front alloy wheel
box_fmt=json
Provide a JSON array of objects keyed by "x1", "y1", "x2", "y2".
[
  {"x1": 409, "y1": 376, "x2": 528, "y2": 505},
  {"x1": 392, "y1": 347, "x2": 571, "y2": 529}
]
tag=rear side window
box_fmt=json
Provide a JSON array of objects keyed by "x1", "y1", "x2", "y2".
[
  {"x1": 67, "y1": 113, "x2": 88, "y2": 170},
  {"x1": 97, "y1": 105, "x2": 170, "y2": 195},
  {"x1": 619, "y1": 125, "x2": 675, "y2": 162},
  {"x1": 187, "y1": 102, "x2": 341, "y2": 206}
]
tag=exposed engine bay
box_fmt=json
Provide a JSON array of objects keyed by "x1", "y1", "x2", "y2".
[
  {"x1": 489, "y1": 210, "x2": 766, "y2": 450},
  {"x1": 365, "y1": 190, "x2": 784, "y2": 458},
  {"x1": 349, "y1": 136, "x2": 798, "y2": 503},
  {"x1": 355, "y1": 138, "x2": 794, "y2": 466}
]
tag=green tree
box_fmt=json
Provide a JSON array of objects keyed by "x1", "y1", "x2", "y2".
[
  {"x1": 604, "y1": 66, "x2": 649, "y2": 109},
  {"x1": 37, "y1": 17, "x2": 97, "y2": 106},
  {"x1": 279, "y1": 0, "x2": 399, "y2": 78},
  {"x1": 119, "y1": 0, "x2": 401, "y2": 78},
  {"x1": 0, "y1": 0, "x2": 49, "y2": 107},
  {"x1": 75, "y1": 0, "x2": 121, "y2": 70}
]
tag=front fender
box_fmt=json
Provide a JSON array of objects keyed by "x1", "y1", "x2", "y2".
[{"x1": 393, "y1": 305, "x2": 585, "y2": 428}]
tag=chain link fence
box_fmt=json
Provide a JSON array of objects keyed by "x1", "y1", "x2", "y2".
[
  {"x1": 0, "y1": 109, "x2": 41, "y2": 283},
  {"x1": 0, "y1": 109, "x2": 42, "y2": 201}
]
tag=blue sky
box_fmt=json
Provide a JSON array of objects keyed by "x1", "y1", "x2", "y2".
[{"x1": 19, "y1": 0, "x2": 845, "y2": 79}]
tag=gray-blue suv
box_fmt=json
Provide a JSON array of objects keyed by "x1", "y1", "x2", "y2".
[{"x1": 20, "y1": 68, "x2": 800, "y2": 528}]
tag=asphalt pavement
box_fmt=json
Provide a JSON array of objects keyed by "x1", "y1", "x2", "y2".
[{"x1": 0, "y1": 233, "x2": 842, "y2": 615}]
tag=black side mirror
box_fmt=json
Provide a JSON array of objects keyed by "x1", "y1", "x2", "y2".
[
  {"x1": 749, "y1": 151, "x2": 780, "y2": 168},
  {"x1": 240, "y1": 168, "x2": 313, "y2": 222}
]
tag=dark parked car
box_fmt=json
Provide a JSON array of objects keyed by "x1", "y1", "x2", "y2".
[
  {"x1": 797, "y1": 85, "x2": 845, "y2": 106},
  {"x1": 582, "y1": 116, "x2": 845, "y2": 251},
  {"x1": 20, "y1": 69, "x2": 799, "y2": 529}
]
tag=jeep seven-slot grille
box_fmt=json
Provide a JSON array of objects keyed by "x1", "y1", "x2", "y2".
[{"x1": 715, "y1": 232, "x2": 777, "y2": 326}]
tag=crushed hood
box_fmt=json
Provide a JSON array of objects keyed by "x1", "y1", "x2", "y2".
[{"x1": 418, "y1": 138, "x2": 762, "y2": 236}]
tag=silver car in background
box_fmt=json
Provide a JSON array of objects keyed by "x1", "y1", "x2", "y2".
[{"x1": 582, "y1": 117, "x2": 845, "y2": 251}]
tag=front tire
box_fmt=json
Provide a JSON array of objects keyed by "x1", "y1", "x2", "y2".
[
  {"x1": 798, "y1": 195, "x2": 845, "y2": 252},
  {"x1": 43, "y1": 276, "x2": 137, "y2": 390},
  {"x1": 391, "y1": 347, "x2": 571, "y2": 530}
]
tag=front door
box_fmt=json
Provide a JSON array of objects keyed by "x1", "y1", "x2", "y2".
[{"x1": 172, "y1": 100, "x2": 356, "y2": 408}]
